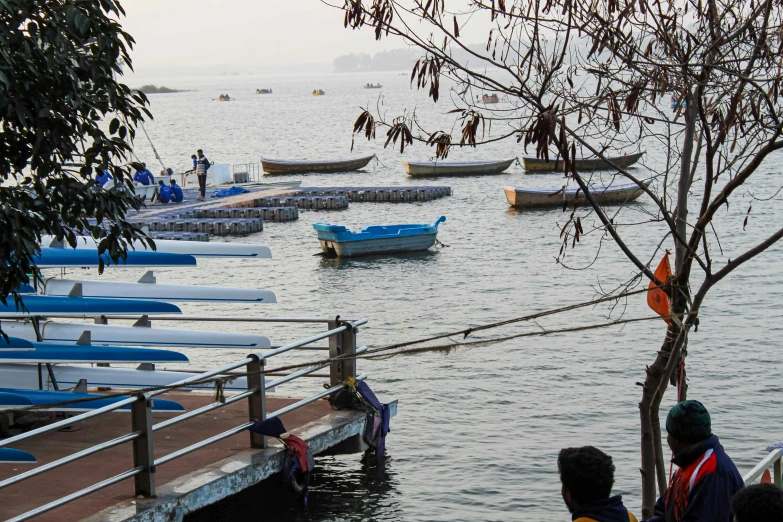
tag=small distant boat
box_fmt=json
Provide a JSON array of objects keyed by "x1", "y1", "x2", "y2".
[
  {"x1": 503, "y1": 179, "x2": 652, "y2": 209},
  {"x1": 313, "y1": 216, "x2": 446, "y2": 257},
  {"x1": 405, "y1": 158, "x2": 515, "y2": 177},
  {"x1": 671, "y1": 97, "x2": 686, "y2": 110},
  {"x1": 364, "y1": 83, "x2": 383, "y2": 89},
  {"x1": 522, "y1": 151, "x2": 644, "y2": 172},
  {"x1": 312, "y1": 89, "x2": 325, "y2": 96},
  {"x1": 261, "y1": 154, "x2": 375, "y2": 175},
  {"x1": 256, "y1": 88, "x2": 272, "y2": 94},
  {"x1": 481, "y1": 94, "x2": 499, "y2": 104},
  {"x1": 219, "y1": 94, "x2": 231, "y2": 101}
]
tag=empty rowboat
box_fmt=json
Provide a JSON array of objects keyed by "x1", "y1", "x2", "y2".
[
  {"x1": 522, "y1": 151, "x2": 644, "y2": 172},
  {"x1": 314, "y1": 216, "x2": 446, "y2": 257},
  {"x1": 261, "y1": 155, "x2": 375, "y2": 175},
  {"x1": 405, "y1": 158, "x2": 515, "y2": 177},
  {"x1": 504, "y1": 179, "x2": 651, "y2": 209}
]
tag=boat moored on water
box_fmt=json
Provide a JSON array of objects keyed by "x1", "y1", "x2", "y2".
[
  {"x1": 314, "y1": 216, "x2": 446, "y2": 257},
  {"x1": 256, "y1": 88, "x2": 272, "y2": 94},
  {"x1": 481, "y1": 93, "x2": 499, "y2": 103},
  {"x1": 363, "y1": 83, "x2": 382, "y2": 89},
  {"x1": 522, "y1": 151, "x2": 645, "y2": 172},
  {"x1": 312, "y1": 89, "x2": 325, "y2": 96},
  {"x1": 261, "y1": 154, "x2": 375, "y2": 175},
  {"x1": 219, "y1": 94, "x2": 231, "y2": 101},
  {"x1": 404, "y1": 158, "x2": 515, "y2": 177},
  {"x1": 503, "y1": 178, "x2": 652, "y2": 209}
]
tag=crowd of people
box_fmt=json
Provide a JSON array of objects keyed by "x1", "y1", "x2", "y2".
[{"x1": 558, "y1": 400, "x2": 782, "y2": 522}]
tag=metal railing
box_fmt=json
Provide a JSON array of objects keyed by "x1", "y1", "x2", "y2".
[
  {"x1": 231, "y1": 162, "x2": 262, "y2": 183},
  {"x1": 0, "y1": 315, "x2": 367, "y2": 522},
  {"x1": 743, "y1": 448, "x2": 783, "y2": 486}
]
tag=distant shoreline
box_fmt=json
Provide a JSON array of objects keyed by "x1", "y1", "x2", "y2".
[{"x1": 135, "y1": 84, "x2": 187, "y2": 94}]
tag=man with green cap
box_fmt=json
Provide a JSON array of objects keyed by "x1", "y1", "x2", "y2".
[{"x1": 645, "y1": 400, "x2": 744, "y2": 522}]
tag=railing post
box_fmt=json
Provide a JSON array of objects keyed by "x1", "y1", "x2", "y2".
[
  {"x1": 328, "y1": 319, "x2": 357, "y2": 386},
  {"x1": 775, "y1": 455, "x2": 782, "y2": 487},
  {"x1": 131, "y1": 395, "x2": 155, "y2": 497},
  {"x1": 247, "y1": 355, "x2": 267, "y2": 449}
]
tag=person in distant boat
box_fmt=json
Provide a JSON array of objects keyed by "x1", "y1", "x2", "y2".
[
  {"x1": 133, "y1": 163, "x2": 154, "y2": 185},
  {"x1": 731, "y1": 483, "x2": 783, "y2": 522},
  {"x1": 157, "y1": 180, "x2": 171, "y2": 204},
  {"x1": 195, "y1": 149, "x2": 209, "y2": 201},
  {"x1": 645, "y1": 401, "x2": 743, "y2": 522},
  {"x1": 95, "y1": 167, "x2": 112, "y2": 187},
  {"x1": 558, "y1": 446, "x2": 638, "y2": 522},
  {"x1": 170, "y1": 179, "x2": 183, "y2": 203}
]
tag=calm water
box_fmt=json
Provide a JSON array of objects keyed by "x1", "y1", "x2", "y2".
[{"x1": 94, "y1": 71, "x2": 783, "y2": 520}]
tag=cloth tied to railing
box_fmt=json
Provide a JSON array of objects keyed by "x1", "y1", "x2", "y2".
[{"x1": 355, "y1": 380, "x2": 391, "y2": 463}]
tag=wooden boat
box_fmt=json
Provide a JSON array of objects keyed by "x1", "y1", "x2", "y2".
[
  {"x1": 0, "y1": 388, "x2": 184, "y2": 412},
  {"x1": 313, "y1": 216, "x2": 446, "y2": 257},
  {"x1": 405, "y1": 158, "x2": 514, "y2": 177},
  {"x1": 522, "y1": 151, "x2": 644, "y2": 172},
  {"x1": 482, "y1": 94, "x2": 499, "y2": 104},
  {"x1": 364, "y1": 84, "x2": 382, "y2": 89},
  {"x1": 261, "y1": 154, "x2": 375, "y2": 175},
  {"x1": 256, "y1": 89, "x2": 272, "y2": 94},
  {"x1": 503, "y1": 179, "x2": 651, "y2": 209},
  {"x1": 40, "y1": 277, "x2": 277, "y2": 303},
  {"x1": 1, "y1": 321, "x2": 271, "y2": 350},
  {"x1": 219, "y1": 94, "x2": 231, "y2": 101},
  {"x1": 312, "y1": 89, "x2": 325, "y2": 96}
]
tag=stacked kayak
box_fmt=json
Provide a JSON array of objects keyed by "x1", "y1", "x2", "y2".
[{"x1": 0, "y1": 388, "x2": 184, "y2": 412}]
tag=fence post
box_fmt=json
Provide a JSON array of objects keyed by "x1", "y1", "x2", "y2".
[
  {"x1": 131, "y1": 395, "x2": 156, "y2": 497},
  {"x1": 775, "y1": 455, "x2": 782, "y2": 487},
  {"x1": 328, "y1": 319, "x2": 357, "y2": 386},
  {"x1": 247, "y1": 355, "x2": 267, "y2": 449}
]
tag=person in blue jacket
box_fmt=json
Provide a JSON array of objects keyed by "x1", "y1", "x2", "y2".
[
  {"x1": 645, "y1": 401, "x2": 744, "y2": 522},
  {"x1": 95, "y1": 168, "x2": 112, "y2": 187},
  {"x1": 157, "y1": 180, "x2": 171, "y2": 203},
  {"x1": 133, "y1": 164, "x2": 154, "y2": 186},
  {"x1": 732, "y1": 483, "x2": 783, "y2": 522},
  {"x1": 170, "y1": 179, "x2": 184, "y2": 203},
  {"x1": 559, "y1": 446, "x2": 638, "y2": 522}
]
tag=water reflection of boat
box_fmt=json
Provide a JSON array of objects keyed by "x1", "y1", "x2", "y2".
[
  {"x1": 312, "y1": 89, "x2": 325, "y2": 96},
  {"x1": 364, "y1": 83, "x2": 382, "y2": 89},
  {"x1": 219, "y1": 94, "x2": 231, "y2": 101},
  {"x1": 405, "y1": 158, "x2": 515, "y2": 176},
  {"x1": 503, "y1": 179, "x2": 651, "y2": 209},
  {"x1": 314, "y1": 216, "x2": 446, "y2": 257},
  {"x1": 256, "y1": 88, "x2": 272, "y2": 94},
  {"x1": 261, "y1": 154, "x2": 375, "y2": 175},
  {"x1": 522, "y1": 151, "x2": 644, "y2": 172}
]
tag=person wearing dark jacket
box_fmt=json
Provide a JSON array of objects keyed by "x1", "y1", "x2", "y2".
[
  {"x1": 732, "y1": 483, "x2": 783, "y2": 522},
  {"x1": 558, "y1": 446, "x2": 639, "y2": 522},
  {"x1": 195, "y1": 149, "x2": 209, "y2": 200},
  {"x1": 645, "y1": 400, "x2": 744, "y2": 522}
]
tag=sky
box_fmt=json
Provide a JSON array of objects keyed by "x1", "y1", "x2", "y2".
[{"x1": 121, "y1": 0, "x2": 407, "y2": 77}]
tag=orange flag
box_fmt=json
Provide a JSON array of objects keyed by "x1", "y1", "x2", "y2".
[{"x1": 648, "y1": 251, "x2": 672, "y2": 324}]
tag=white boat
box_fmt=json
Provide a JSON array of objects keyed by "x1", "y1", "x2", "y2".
[
  {"x1": 40, "y1": 275, "x2": 277, "y2": 303},
  {"x1": 404, "y1": 158, "x2": 515, "y2": 177},
  {"x1": 42, "y1": 236, "x2": 272, "y2": 259},
  {"x1": 1, "y1": 321, "x2": 272, "y2": 350},
  {"x1": 503, "y1": 179, "x2": 651, "y2": 208},
  {"x1": 0, "y1": 363, "x2": 251, "y2": 392}
]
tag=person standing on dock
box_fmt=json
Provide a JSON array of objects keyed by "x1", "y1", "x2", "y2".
[
  {"x1": 195, "y1": 149, "x2": 210, "y2": 200},
  {"x1": 558, "y1": 446, "x2": 638, "y2": 522},
  {"x1": 170, "y1": 179, "x2": 183, "y2": 203},
  {"x1": 645, "y1": 401, "x2": 744, "y2": 522}
]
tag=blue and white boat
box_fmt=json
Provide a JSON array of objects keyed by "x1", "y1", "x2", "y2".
[
  {"x1": 41, "y1": 236, "x2": 272, "y2": 259},
  {"x1": 0, "y1": 295, "x2": 181, "y2": 317},
  {"x1": 313, "y1": 216, "x2": 446, "y2": 257},
  {"x1": 33, "y1": 248, "x2": 197, "y2": 268},
  {"x1": 0, "y1": 388, "x2": 184, "y2": 412},
  {"x1": 0, "y1": 337, "x2": 189, "y2": 364}
]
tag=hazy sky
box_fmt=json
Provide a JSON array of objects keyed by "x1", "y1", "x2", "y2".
[{"x1": 122, "y1": 1, "x2": 407, "y2": 73}]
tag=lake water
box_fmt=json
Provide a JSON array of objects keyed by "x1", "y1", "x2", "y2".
[{"x1": 103, "y1": 71, "x2": 783, "y2": 520}]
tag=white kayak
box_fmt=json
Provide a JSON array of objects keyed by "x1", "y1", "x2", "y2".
[
  {"x1": 41, "y1": 236, "x2": 272, "y2": 259},
  {"x1": 0, "y1": 363, "x2": 252, "y2": 392},
  {"x1": 41, "y1": 275, "x2": 277, "y2": 304},
  {"x1": 1, "y1": 321, "x2": 272, "y2": 350}
]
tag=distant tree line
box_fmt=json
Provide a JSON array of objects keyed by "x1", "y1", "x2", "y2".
[
  {"x1": 334, "y1": 46, "x2": 486, "y2": 73},
  {"x1": 136, "y1": 84, "x2": 181, "y2": 94}
]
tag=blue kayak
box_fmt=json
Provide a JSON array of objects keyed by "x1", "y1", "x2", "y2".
[
  {"x1": 0, "y1": 295, "x2": 182, "y2": 316},
  {"x1": 0, "y1": 448, "x2": 36, "y2": 463},
  {"x1": 0, "y1": 388, "x2": 184, "y2": 412},
  {"x1": 34, "y1": 248, "x2": 197, "y2": 268},
  {"x1": 0, "y1": 391, "x2": 33, "y2": 406},
  {"x1": 0, "y1": 337, "x2": 188, "y2": 363}
]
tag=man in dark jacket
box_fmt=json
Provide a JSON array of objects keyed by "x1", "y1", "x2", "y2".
[
  {"x1": 645, "y1": 400, "x2": 744, "y2": 522},
  {"x1": 559, "y1": 446, "x2": 639, "y2": 522}
]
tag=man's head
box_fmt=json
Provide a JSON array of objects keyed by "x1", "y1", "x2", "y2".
[
  {"x1": 558, "y1": 446, "x2": 615, "y2": 512},
  {"x1": 666, "y1": 400, "x2": 712, "y2": 455},
  {"x1": 170, "y1": 179, "x2": 177, "y2": 186},
  {"x1": 158, "y1": 180, "x2": 164, "y2": 186},
  {"x1": 191, "y1": 154, "x2": 197, "y2": 160},
  {"x1": 732, "y1": 484, "x2": 783, "y2": 522},
  {"x1": 197, "y1": 149, "x2": 203, "y2": 157}
]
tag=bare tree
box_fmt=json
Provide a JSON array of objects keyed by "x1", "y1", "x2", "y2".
[{"x1": 330, "y1": 0, "x2": 783, "y2": 516}]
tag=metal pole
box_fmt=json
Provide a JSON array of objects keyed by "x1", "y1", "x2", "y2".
[
  {"x1": 328, "y1": 319, "x2": 357, "y2": 385},
  {"x1": 246, "y1": 355, "x2": 266, "y2": 449},
  {"x1": 775, "y1": 456, "x2": 782, "y2": 487},
  {"x1": 131, "y1": 395, "x2": 155, "y2": 497},
  {"x1": 328, "y1": 320, "x2": 341, "y2": 386},
  {"x1": 340, "y1": 321, "x2": 357, "y2": 381}
]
